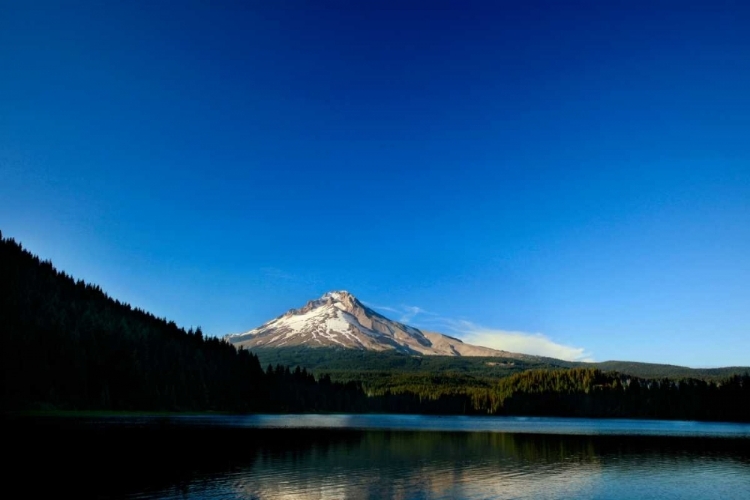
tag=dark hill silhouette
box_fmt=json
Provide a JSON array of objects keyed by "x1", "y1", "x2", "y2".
[{"x1": 0, "y1": 231, "x2": 362, "y2": 412}]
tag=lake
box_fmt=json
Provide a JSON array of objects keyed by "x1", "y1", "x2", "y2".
[{"x1": 6, "y1": 414, "x2": 750, "y2": 499}]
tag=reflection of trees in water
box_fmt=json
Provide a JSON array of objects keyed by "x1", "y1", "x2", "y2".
[
  {"x1": 236, "y1": 431, "x2": 750, "y2": 500},
  {"x1": 353, "y1": 431, "x2": 601, "y2": 463},
  {"x1": 233, "y1": 432, "x2": 598, "y2": 499},
  {"x1": 9, "y1": 418, "x2": 749, "y2": 499}
]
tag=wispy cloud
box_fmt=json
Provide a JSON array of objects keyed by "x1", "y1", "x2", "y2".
[
  {"x1": 365, "y1": 303, "x2": 433, "y2": 324},
  {"x1": 365, "y1": 302, "x2": 593, "y2": 361},
  {"x1": 443, "y1": 319, "x2": 593, "y2": 361},
  {"x1": 399, "y1": 305, "x2": 428, "y2": 323},
  {"x1": 364, "y1": 303, "x2": 400, "y2": 314}
]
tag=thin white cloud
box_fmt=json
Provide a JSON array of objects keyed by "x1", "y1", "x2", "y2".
[
  {"x1": 364, "y1": 303, "x2": 593, "y2": 362},
  {"x1": 365, "y1": 303, "x2": 430, "y2": 322},
  {"x1": 399, "y1": 305, "x2": 427, "y2": 323},
  {"x1": 362, "y1": 302, "x2": 400, "y2": 314},
  {"x1": 444, "y1": 319, "x2": 593, "y2": 361}
]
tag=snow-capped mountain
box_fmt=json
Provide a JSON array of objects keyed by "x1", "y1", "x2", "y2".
[{"x1": 226, "y1": 290, "x2": 528, "y2": 357}]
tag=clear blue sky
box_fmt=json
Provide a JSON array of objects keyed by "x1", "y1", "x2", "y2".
[{"x1": 2, "y1": 1, "x2": 748, "y2": 366}]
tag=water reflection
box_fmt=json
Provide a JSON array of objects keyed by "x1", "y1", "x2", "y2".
[
  {"x1": 225, "y1": 432, "x2": 605, "y2": 500},
  {"x1": 7, "y1": 416, "x2": 750, "y2": 499},
  {"x1": 135, "y1": 430, "x2": 750, "y2": 499},
  {"x1": 219, "y1": 432, "x2": 748, "y2": 500}
]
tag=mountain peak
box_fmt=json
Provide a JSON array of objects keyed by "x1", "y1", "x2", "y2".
[
  {"x1": 290, "y1": 290, "x2": 362, "y2": 317},
  {"x1": 322, "y1": 290, "x2": 353, "y2": 300},
  {"x1": 228, "y1": 289, "x2": 427, "y2": 353},
  {"x1": 226, "y1": 292, "x2": 527, "y2": 358},
  {"x1": 319, "y1": 290, "x2": 359, "y2": 308}
]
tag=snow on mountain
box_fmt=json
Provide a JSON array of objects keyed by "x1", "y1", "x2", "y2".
[{"x1": 226, "y1": 290, "x2": 529, "y2": 358}]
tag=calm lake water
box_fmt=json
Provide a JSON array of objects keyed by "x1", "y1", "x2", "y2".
[{"x1": 7, "y1": 414, "x2": 750, "y2": 499}]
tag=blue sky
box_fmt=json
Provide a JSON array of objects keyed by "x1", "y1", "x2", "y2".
[{"x1": 1, "y1": 1, "x2": 749, "y2": 366}]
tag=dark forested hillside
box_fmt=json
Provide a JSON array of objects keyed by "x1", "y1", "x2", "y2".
[
  {"x1": 584, "y1": 361, "x2": 749, "y2": 381},
  {"x1": 0, "y1": 233, "x2": 363, "y2": 412},
  {"x1": 252, "y1": 346, "x2": 561, "y2": 381},
  {"x1": 253, "y1": 347, "x2": 750, "y2": 386},
  {"x1": 373, "y1": 368, "x2": 750, "y2": 421}
]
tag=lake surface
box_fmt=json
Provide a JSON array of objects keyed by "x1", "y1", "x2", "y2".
[{"x1": 7, "y1": 414, "x2": 750, "y2": 499}]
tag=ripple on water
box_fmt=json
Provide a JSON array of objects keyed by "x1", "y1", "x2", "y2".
[
  {"x1": 125, "y1": 427, "x2": 749, "y2": 500},
  {"x1": 12, "y1": 414, "x2": 748, "y2": 499}
]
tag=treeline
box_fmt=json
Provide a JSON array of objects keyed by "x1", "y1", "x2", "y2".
[
  {"x1": 253, "y1": 347, "x2": 750, "y2": 383},
  {"x1": 588, "y1": 360, "x2": 749, "y2": 381},
  {"x1": 0, "y1": 233, "x2": 361, "y2": 413},
  {"x1": 256, "y1": 349, "x2": 750, "y2": 421},
  {"x1": 367, "y1": 368, "x2": 750, "y2": 421}
]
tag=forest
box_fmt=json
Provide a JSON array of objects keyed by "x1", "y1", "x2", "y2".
[
  {"x1": 1, "y1": 231, "x2": 748, "y2": 421},
  {"x1": 253, "y1": 346, "x2": 750, "y2": 383},
  {"x1": 0, "y1": 232, "x2": 362, "y2": 413}
]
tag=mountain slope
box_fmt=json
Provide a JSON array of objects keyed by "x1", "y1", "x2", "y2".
[{"x1": 227, "y1": 291, "x2": 531, "y2": 358}]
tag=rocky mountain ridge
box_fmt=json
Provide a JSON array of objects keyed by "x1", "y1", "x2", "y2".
[{"x1": 226, "y1": 290, "x2": 534, "y2": 358}]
